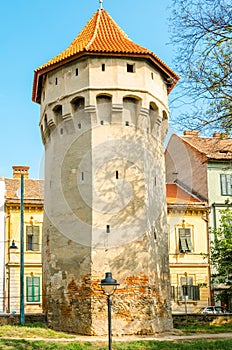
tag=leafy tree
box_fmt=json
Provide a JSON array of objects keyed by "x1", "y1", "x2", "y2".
[
  {"x1": 169, "y1": 0, "x2": 232, "y2": 133},
  {"x1": 210, "y1": 207, "x2": 232, "y2": 303}
]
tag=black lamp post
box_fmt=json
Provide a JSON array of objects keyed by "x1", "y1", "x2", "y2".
[{"x1": 100, "y1": 272, "x2": 119, "y2": 350}]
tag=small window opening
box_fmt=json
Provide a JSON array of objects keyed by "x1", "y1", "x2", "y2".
[
  {"x1": 106, "y1": 225, "x2": 110, "y2": 233},
  {"x1": 102, "y1": 64, "x2": 105, "y2": 71},
  {"x1": 81, "y1": 172, "x2": 84, "y2": 181},
  {"x1": 76, "y1": 68, "x2": 79, "y2": 76},
  {"x1": 55, "y1": 77, "x2": 58, "y2": 85},
  {"x1": 125, "y1": 121, "x2": 129, "y2": 126},
  {"x1": 116, "y1": 170, "x2": 119, "y2": 179},
  {"x1": 100, "y1": 120, "x2": 104, "y2": 125},
  {"x1": 60, "y1": 128, "x2": 63, "y2": 135},
  {"x1": 151, "y1": 72, "x2": 154, "y2": 80},
  {"x1": 78, "y1": 123, "x2": 81, "y2": 129},
  {"x1": 154, "y1": 176, "x2": 157, "y2": 186},
  {"x1": 42, "y1": 91, "x2": 45, "y2": 101},
  {"x1": 127, "y1": 63, "x2": 135, "y2": 73},
  {"x1": 147, "y1": 128, "x2": 149, "y2": 133},
  {"x1": 154, "y1": 230, "x2": 157, "y2": 240}
]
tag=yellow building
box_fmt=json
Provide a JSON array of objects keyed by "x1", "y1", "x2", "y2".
[
  {"x1": 4, "y1": 166, "x2": 44, "y2": 313},
  {"x1": 166, "y1": 184, "x2": 210, "y2": 313}
]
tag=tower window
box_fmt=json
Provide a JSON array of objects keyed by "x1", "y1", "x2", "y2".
[
  {"x1": 76, "y1": 68, "x2": 79, "y2": 76},
  {"x1": 102, "y1": 64, "x2": 105, "y2": 71},
  {"x1": 100, "y1": 120, "x2": 104, "y2": 125},
  {"x1": 127, "y1": 63, "x2": 135, "y2": 73},
  {"x1": 151, "y1": 72, "x2": 154, "y2": 80},
  {"x1": 60, "y1": 128, "x2": 63, "y2": 135},
  {"x1": 116, "y1": 170, "x2": 119, "y2": 179},
  {"x1": 125, "y1": 121, "x2": 129, "y2": 126},
  {"x1": 81, "y1": 172, "x2": 84, "y2": 181},
  {"x1": 106, "y1": 225, "x2": 110, "y2": 233},
  {"x1": 55, "y1": 77, "x2": 58, "y2": 85},
  {"x1": 78, "y1": 123, "x2": 81, "y2": 129}
]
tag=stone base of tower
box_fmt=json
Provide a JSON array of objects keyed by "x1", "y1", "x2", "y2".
[{"x1": 43, "y1": 277, "x2": 173, "y2": 336}]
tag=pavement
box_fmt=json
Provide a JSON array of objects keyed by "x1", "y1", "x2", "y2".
[{"x1": 3, "y1": 332, "x2": 232, "y2": 343}]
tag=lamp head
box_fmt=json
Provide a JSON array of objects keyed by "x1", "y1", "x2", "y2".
[{"x1": 100, "y1": 272, "x2": 119, "y2": 296}]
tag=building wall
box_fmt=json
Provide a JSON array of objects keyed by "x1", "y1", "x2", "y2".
[
  {"x1": 5, "y1": 205, "x2": 43, "y2": 313},
  {"x1": 167, "y1": 206, "x2": 210, "y2": 313},
  {"x1": 165, "y1": 135, "x2": 208, "y2": 200},
  {"x1": 0, "y1": 178, "x2": 5, "y2": 312},
  {"x1": 207, "y1": 161, "x2": 232, "y2": 229}
]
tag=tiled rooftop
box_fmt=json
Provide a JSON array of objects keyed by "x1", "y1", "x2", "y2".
[
  {"x1": 166, "y1": 184, "x2": 201, "y2": 204},
  {"x1": 181, "y1": 134, "x2": 232, "y2": 160},
  {"x1": 5, "y1": 178, "x2": 44, "y2": 204},
  {"x1": 32, "y1": 9, "x2": 179, "y2": 102}
]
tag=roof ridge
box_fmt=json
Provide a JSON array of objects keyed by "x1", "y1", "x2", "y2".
[{"x1": 86, "y1": 9, "x2": 102, "y2": 50}]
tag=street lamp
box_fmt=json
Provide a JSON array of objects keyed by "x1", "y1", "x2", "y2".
[{"x1": 100, "y1": 272, "x2": 119, "y2": 350}]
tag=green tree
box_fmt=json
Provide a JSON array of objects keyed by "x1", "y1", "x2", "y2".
[
  {"x1": 210, "y1": 207, "x2": 232, "y2": 303},
  {"x1": 169, "y1": 0, "x2": 232, "y2": 133}
]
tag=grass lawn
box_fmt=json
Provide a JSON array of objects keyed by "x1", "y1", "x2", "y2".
[
  {"x1": 0, "y1": 323, "x2": 231, "y2": 349},
  {"x1": 174, "y1": 322, "x2": 232, "y2": 334},
  {"x1": 0, "y1": 339, "x2": 232, "y2": 349}
]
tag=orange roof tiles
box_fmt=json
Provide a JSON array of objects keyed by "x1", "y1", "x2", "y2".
[
  {"x1": 181, "y1": 135, "x2": 232, "y2": 160},
  {"x1": 5, "y1": 178, "x2": 44, "y2": 205},
  {"x1": 32, "y1": 9, "x2": 179, "y2": 103},
  {"x1": 166, "y1": 184, "x2": 201, "y2": 204}
]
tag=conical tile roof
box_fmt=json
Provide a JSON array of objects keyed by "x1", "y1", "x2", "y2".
[{"x1": 32, "y1": 8, "x2": 179, "y2": 103}]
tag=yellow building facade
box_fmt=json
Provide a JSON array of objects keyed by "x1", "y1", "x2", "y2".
[
  {"x1": 4, "y1": 166, "x2": 43, "y2": 313},
  {"x1": 167, "y1": 184, "x2": 211, "y2": 313}
]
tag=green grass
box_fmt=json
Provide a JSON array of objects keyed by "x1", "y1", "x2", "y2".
[
  {"x1": 174, "y1": 323, "x2": 232, "y2": 334},
  {"x1": 0, "y1": 339, "x2": 232, "y2": 350},
  {"x1": 0, "y1": 324, "x2": 75, "y2": 339}
]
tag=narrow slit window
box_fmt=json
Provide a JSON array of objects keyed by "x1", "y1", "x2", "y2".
[
  {"x1": 106, "y1": 225, "x2": 110, "y2": 233},
  {"x1": 55, "y1": 77, "x2": 58, "y2": 85},
  {"x1": 81, "y1": 172, "x2": 84, "y2": 181},
  {"x1": 151, "y1": 72, "x2": 154, "y2": 80},
  {"x1": 116, "y1": 170, "x2": 119, "y2": 179},
  {"x1": 125, "y1": 121, "x2": 129, "y2": 126},
  {"x1": 76, "y1": 68, "x2": 79, "y2": 76},
  {"x1": 154, "y1": 230, "x2": 157, "y2": 240},
  {"x1": 60, "y1": 128, "x2": 63, "y2": 135},
  {"x1": 100, "y1": 120, "x2": 104, "y2": 125},
  {"x1": 127, "y1": 63, "x2": 135, "y2": 73},
  {"x1": 78, "y1": 123, "x2": 81, "y2": 129},
  {"x1": 102, "y1": 64, "x2": 105, "y2": 71}
]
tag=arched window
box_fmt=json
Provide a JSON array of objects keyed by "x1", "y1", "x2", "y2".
[
  {"x1": 123, "y1": 97, "x2": 139, "y2": 126},
  {"x1": 96, "y1": 95, "x2": 112, "y2": 124},
  {"x1": 149, "y1": 102, "x2": 159, "y2": 132},
  {"x1": 53, "y1": 105, "x2": 62, "y2": 123},
  {"x1": 71, "y1": 97, "x2": 85, "y2": 113}
]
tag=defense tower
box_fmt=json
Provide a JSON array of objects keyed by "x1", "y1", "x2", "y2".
[{"x1": 32, "y1": 6, "x2": 179, "y2": 335}]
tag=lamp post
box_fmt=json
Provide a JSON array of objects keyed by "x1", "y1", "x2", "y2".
[
  {"x1": 20, "y1": 174, "x2": 25, "y2": 325},
  {"x1": 100, "y1": 272, "x2": 119, "y2": 350}
]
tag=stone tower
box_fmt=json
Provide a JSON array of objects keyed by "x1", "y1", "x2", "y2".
[{"x1": 32, "y1": 5, "x2": 179, "y2": 335}]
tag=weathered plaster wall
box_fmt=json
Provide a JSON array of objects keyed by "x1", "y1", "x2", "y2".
[{"x1": 41, "y1": 56, "x2": 172, "y2": 335}]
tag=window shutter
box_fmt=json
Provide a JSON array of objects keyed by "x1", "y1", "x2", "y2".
[
  {"x1": 226, "y1": 174, "x2": 232, "y2": 195},
  {"x1": 221, "y1": 174, "x2": 227, "y2": 195}
]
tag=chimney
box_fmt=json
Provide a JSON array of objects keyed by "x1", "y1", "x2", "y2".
[
  {"x1": 12, "y1": 166, "x2": 30, "y2": 179},
  {"x1": 213, "y1": 132, "x2": 228, "y2": 139},
  {"x1": 183, "y1": 130, "x2": 199, "y2": 137}
]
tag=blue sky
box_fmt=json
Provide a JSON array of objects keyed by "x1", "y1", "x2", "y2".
[{"x1": 0, "y1": 0, "x2": 178, "y2": 179}]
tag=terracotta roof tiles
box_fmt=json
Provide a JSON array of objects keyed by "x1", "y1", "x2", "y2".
[
  {"x1": 166, "y1": 184, "x2": 201, "y2": 204},
  {"x1": 32, "y1": 9, "x2": 179, "y2": 103},
  {"x1": 181, "y1": 135, "x2": 232, "y2": 160},
  {"x1": 5, "y1": 178, "x2": 44, "y2": 205}
]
